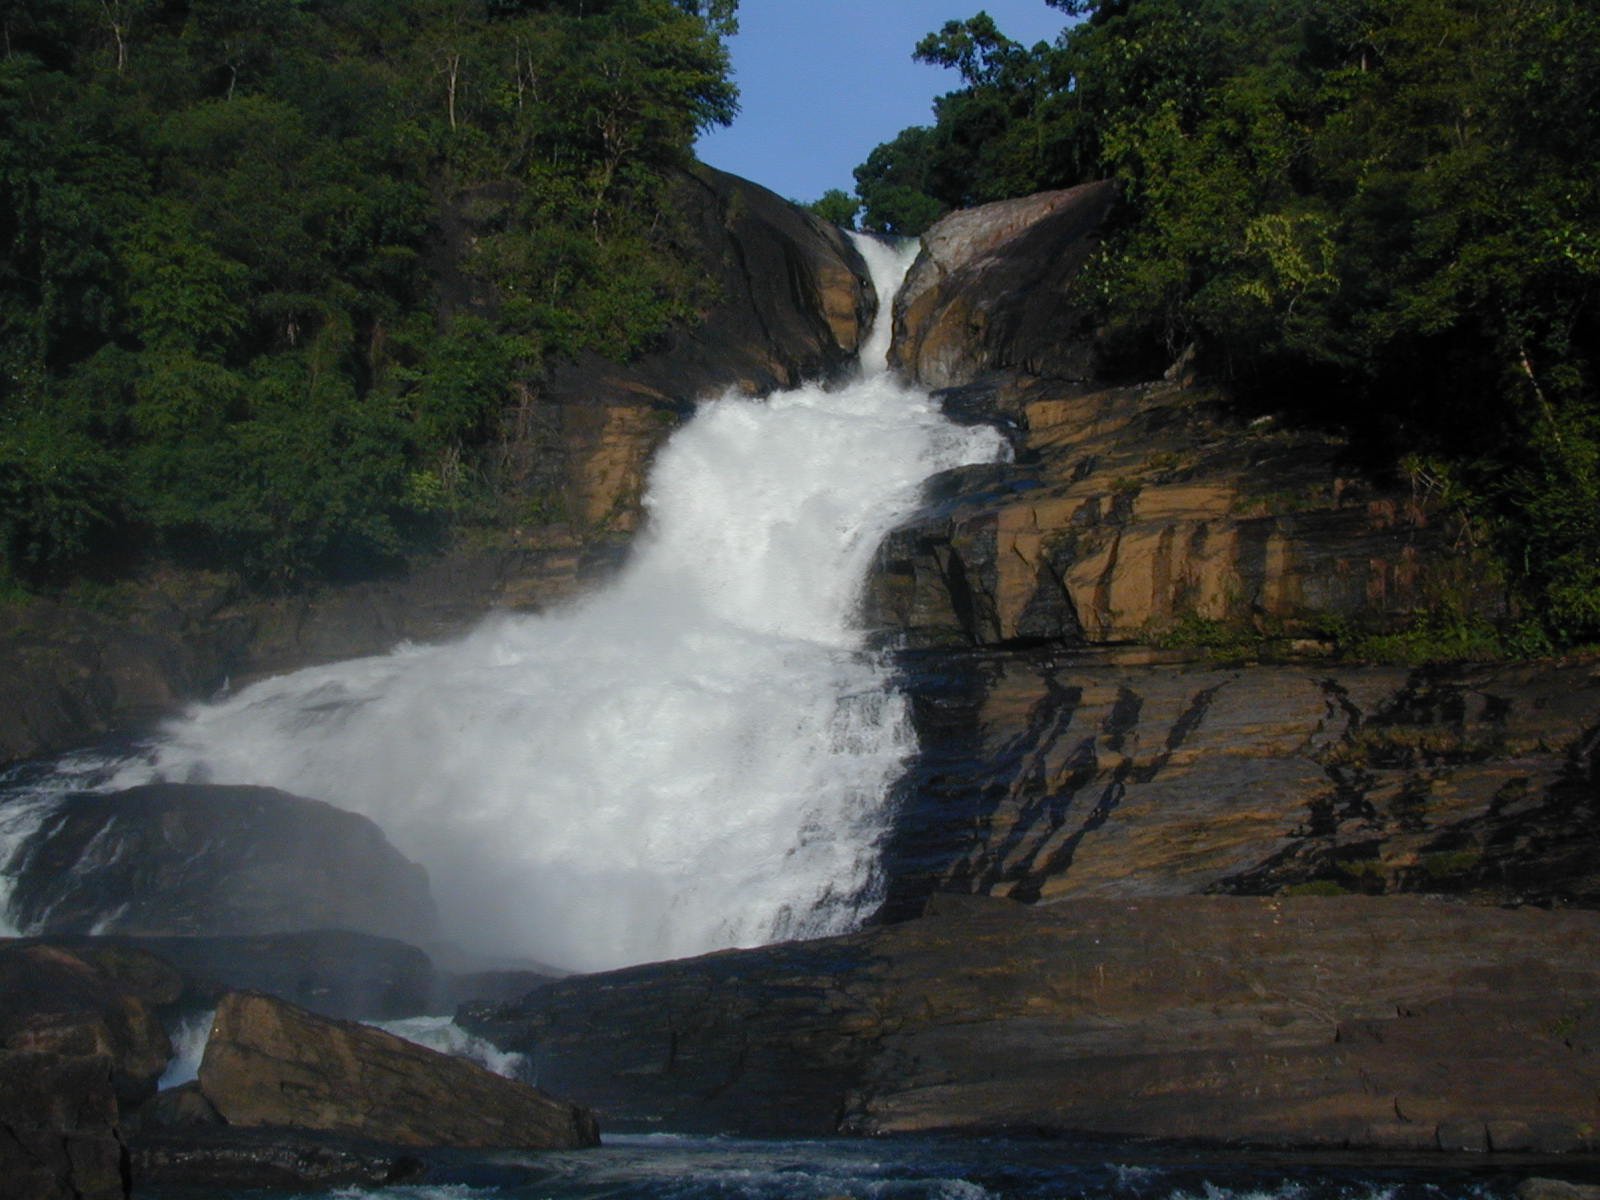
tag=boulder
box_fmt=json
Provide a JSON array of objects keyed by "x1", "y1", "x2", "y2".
[
  {"x1": 462, "y1": 896, "x2": 1600, "y2": 1151},
  {"x1": 199, "y1": 991, "x2": 598, "y2": 1149},
  {"x1": 0, "y1": 942, "x2": 177, "y2": 1103},
  {"x1": 890, "y1": 182, "x2": 1119, "y2": 389},
  {"x1": 0, "y1": 941, "x2": 179, "y2": 1200},
  {"x1": 6, "y1": 784, "x2": 436, "y2": 942}
]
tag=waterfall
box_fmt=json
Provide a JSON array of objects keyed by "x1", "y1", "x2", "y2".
[{"x1": 1, "y1": 235, "x2": 1003, "y2": 973}]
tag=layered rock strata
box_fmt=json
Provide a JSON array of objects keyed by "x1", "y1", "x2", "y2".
[{"x1": 864, "y1": 377, "x2": 1474, "y2": 648}]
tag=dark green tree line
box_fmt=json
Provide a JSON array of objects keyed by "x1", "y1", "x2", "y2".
[
  {"x1": 0, "y1": 0, "x2": 737, "y2": 587},
  {"x1": 855, "y1": 0, "x2": 1600, "y2": 642}
]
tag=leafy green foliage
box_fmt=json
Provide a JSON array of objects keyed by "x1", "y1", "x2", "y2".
[
  {"x1": 0, "y1": 0, "x2": 738, "y2": 588},
  {"x1": 803, "y1": 189, "x2": 859, "y2": 230},
  {"x1": 857, "y1": 0, "x2": 1600, "y2": 644}
]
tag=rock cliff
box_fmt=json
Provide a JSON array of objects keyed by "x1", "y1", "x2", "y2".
[{"x1": 879, "y1": 648, "x2": 1600, "y2": 919}]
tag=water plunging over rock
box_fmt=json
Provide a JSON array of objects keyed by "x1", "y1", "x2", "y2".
[{"x1": 2, "y1": 236, "x2": 1003, "y2": 974}]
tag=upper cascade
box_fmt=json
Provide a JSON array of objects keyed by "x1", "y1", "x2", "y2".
[{"x1": 0, "y1": 230, "x2": 1003, "y2": 973}]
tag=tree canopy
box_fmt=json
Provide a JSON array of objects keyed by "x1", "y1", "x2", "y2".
[
  {"x1": 0, "y1": 0, "x2": 737, "y2": 587},
  {"x1": 854, "y1": 0, "x2": 1600, "y2": 643}
]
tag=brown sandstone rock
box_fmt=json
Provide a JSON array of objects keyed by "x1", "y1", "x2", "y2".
[
  {"x1": 866, "y1": 378, "x2": 1473, "y2": 647},
  {"x1": 198, "y1": 991, "x2": 598, "y2": 1149}
]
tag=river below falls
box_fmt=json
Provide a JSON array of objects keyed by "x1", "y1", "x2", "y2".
[{"x1": 141, "y1": 1132, "x2": 1566, "y2": 1200}]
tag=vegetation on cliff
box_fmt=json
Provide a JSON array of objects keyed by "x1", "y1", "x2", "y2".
[
  {"x1": 0, "y1": 0, "x2": 737, "y2": 589},
  {"x1": 855, "y1": 0, "x2": 1600, "y2": 644}
]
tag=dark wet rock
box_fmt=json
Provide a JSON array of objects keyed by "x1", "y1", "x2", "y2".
[
  {"x1": 877, "y1": 649, "x2": 1600, "y2": 919},
  {"x1": 131, "y1": 1125, "x2": 428, "y2": 1191},
  {"x1": 462, "y1": 938, "x2": 883, "y2": 1136},
  {"x1": 0, "y1": 941, "x2": 179, "y2": 1200},
  {"x1": 1518, "y1": 1180, "x2": 1600, "y2": 1200},
  {"x1": 28, "y1": 931, "x2": 561, "y2": 1025},
  {"x1": 890, "y1": 182, "x2": 1119, "y2": 389},
  {"x1": 7, "y1": 784, "x2": 436, "y2": 942},
  {"x1": 1, "y1": 1051, "x2": 130, "y2": 1200},
  {"x1": 462, "y1": 896, "x2": 1600, "y2": 1151},
  {"x1": 199, "y1": 991, "x2": 599, "y2": 1150},
  {"x1": 0, "y1": 942, "x2": 176, "y2": 1105},
  {"x1": 144, "y1": 1081, "x2": 223, "y2": 1129},
  {"x1": 0, "y1": 577, "x2": 249, "y2": 768},
  {"x1": 102, "y1": 931, "x2": 439, "y2": 1021}
]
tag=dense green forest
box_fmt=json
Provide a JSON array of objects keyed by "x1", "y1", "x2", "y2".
[
  {"x1": 0, "y1": 0, "x2": 737, "y2": 588},
  {"x1": 846, "y1": 0, "x2": 1600, "y2": 645}
]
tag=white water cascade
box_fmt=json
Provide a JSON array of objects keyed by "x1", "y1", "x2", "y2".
[{"x1": 5, "y1": 236, "x2": 1003, "y2": 972}]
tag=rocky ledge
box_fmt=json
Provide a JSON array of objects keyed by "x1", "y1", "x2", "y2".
[{"x1": 464, "y1": 894, "x2": 1600, "y2": 1153}]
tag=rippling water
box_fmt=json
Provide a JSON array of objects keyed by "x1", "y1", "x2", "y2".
[{"x1": 145, "y1": 1133, "x2": 1539, "y2": 1200}]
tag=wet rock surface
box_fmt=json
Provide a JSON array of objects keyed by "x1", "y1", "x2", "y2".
[
  {"x1": 7, "y1": 783, "x2": 436, "y2": 942},
  {"x1": 0, "y1": 941, "x2": 179, "y2": 1200},
  {"x1": 464, "y1": 896, "x2": 1600, "y2": 1151},
  {"x1": 130, "y1": 1125, "x2": 430, "y2": 1192},
  {"x1": 879, "y1": 649, "x2": 1600, "y2": 918},
  {"x1": 74, "y1": 931, "x2": 441, "y2": 1021},
  {"x1": 199, "y1": 991, "x2": 599, "y2": 1150}
]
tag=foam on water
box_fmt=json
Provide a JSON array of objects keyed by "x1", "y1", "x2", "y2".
[
  {"x1": 373, "y1": 1016, "x2": 530, "y2": 1079},
  {"x1": 3, "y1": 236, "x2": 1003, "y2": 972}
]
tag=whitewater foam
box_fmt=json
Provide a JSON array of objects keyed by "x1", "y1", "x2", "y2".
[{"x1": 2, "y1": 236, "x2": 1003, "y2": 971}]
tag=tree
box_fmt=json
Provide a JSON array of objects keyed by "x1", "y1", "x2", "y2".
[{"x1": 804, "y1": 189, "x2": 858, "y2": 230}]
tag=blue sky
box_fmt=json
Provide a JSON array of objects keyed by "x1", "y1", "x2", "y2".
[{"x1": 695, "y1": 1, "x2": 1072, "y2": 205}]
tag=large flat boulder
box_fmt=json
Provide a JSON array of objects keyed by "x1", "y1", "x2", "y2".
[
  {"x1": 462, "y1": 896, "x2": 1600, "y2": 1152},
  {"x1": 199, "y1": 991, "x2": 598, "y2": 1150},
  {"x1": 6, "y1": 783, "x2": 436, "y2": 942}
]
